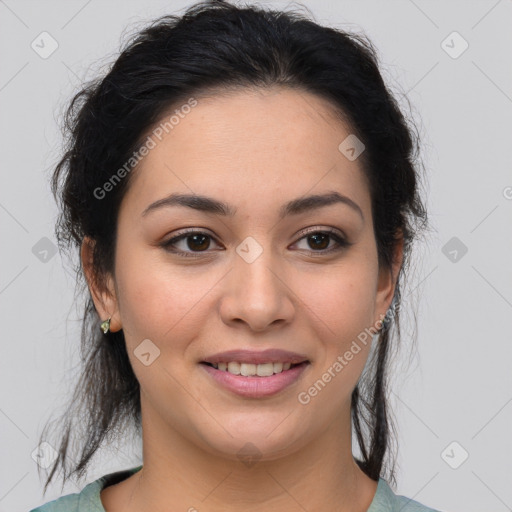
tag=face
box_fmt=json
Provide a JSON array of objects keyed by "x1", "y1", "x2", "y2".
[{"x1": 84, "y1": 87, "x2": 401, "y2": 463}]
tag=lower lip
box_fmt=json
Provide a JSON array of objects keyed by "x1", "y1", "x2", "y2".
[{"x1": 200, "y1": 362, "x2": 310, "y2": 398}]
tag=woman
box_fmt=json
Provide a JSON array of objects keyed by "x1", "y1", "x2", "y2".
[{"x1": 29, "y1": 1, "x2": 440, "y2": 511}]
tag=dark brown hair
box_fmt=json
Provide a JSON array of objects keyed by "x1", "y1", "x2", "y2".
[{"x1": 39, "y1": 0, "x2": 429, "y2": 495}]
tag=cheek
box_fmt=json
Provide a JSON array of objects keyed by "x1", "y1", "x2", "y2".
[
  {"x1": 114, "y1": 246, "x2": 217, "y2": 347},
  {"x1": 296, "y1": 268, "x2": 377, "y2": 405},
  {"x1": 113, "y1": 245, "x2": 176, "y2": 339},
  {"x1": 293, "y1": 261, "x2": 377, "y2": 333}
]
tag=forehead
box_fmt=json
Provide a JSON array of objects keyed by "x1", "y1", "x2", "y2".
[{"x1": 120, "y1": 87, "x2": 371, "y2": 219}]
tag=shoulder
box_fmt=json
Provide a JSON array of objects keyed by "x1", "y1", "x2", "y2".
[
  {"x1": 28, "y1": 483, "x2": 95, "y2": 512},
  {"x1": 28, "y1": 479, "x2": 102, "y2": 512},
  {"x1": 28, "y1": 465, "x2": 143, "y2": 512},
  {"x1": 368, "y1": 477, "x2": 442, "y2": 512}
]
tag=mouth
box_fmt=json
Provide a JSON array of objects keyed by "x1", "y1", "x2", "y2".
[
  {"x1": 199, "y1": 360, "x2": 310, "y2": 398},
  {"x1": 200, "y1": 360, "x2": 309, "y2": 377}
]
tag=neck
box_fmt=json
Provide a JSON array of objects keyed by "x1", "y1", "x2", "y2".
[{"x1": 117, "y1": 400, "x2": 378, "y2": 512}]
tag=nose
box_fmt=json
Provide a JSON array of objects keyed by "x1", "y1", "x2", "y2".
[{"x1": 219, "y1": 247, "x2": 295, "y2": 332}]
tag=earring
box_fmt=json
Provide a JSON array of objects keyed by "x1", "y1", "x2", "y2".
[
  {"x1": 100, "y1": 316, "x2": 111, "y2": 334},
  {"x1": 381, "y1": 316, "x2": 391, "y2": 331},
  {"x1": 380, "y1": 311, "x2": 392, "y2": 332}
]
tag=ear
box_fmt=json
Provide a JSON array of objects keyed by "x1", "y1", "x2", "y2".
[
  {"x1": 81, "y1": 236, "x2": 121, "y2": 333},
  {"x1": 374, "y1": 231, "x2": 404, "y2": 327}
]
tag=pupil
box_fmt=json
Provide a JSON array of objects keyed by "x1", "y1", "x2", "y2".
[
  {"x1": 309, "y1": 233, "x2": 328, "y2": 250},
  {"x1": 188, "y1": 234, "x2": 209, "y2": 251},
  {"x1": 185, "y1": 233, "x2": 329, "y2": 252}
]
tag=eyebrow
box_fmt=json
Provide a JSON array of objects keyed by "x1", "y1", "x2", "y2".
[{"x1": 141, "y1": 191, "x2": 363, "y2": 221}]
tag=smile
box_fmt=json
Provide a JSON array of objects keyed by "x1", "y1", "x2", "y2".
[
  {"x1": 203, "y1": 361, "x2": 300, "y2": 376},
  {"x1": 200, "y1": 361, "x2": 310, "y2": 398}
]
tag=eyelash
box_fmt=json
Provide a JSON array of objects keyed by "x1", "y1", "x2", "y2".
[{"x1": 160, "y1": 228, "x2": 352, "y2": 258}]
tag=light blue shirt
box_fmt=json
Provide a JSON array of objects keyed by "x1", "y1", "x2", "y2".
[{"x1": 29, "y1": 465, "x2": 442, "y2": 511}]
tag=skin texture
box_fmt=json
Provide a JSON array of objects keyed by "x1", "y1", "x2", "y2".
[{"x1": 82, "y1": 87, "x2": 403, "y2": 512}]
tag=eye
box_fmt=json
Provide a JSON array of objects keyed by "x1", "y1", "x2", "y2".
[
  {"x1": 293, "y1": 228, "x2": 352, "y2": 255},
  {"x1": 160, "y1": 227, "x2": 352, "y2": 258},
  {"x1": 161, "y1": 230, "x2": 221, "y2": 258}
]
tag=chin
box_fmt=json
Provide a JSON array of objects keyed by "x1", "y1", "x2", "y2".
[{"x1": 195, "y1": 422, "x2": 306, "y2": 463}]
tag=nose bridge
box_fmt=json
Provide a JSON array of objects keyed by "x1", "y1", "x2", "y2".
[
  {"x1": 221, "y1": 234, "x2": 293, "y2": 330},
  {"x1": 234, "y1": 234, "x2": 280, "y2": 298}
]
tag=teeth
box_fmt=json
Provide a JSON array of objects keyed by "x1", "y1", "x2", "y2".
[
  {"x1": 227, "y1": 362, "x2": 240, "y2": 375},
  {"x1": 210, "y1": 361, "x2": 296, "y2": 376},
  {"x1": 241, "y1": 363, "x2": 256, "y2": 376},
  {"x1": 256, "y1": 363, "x2": 274, "y2": 376}
]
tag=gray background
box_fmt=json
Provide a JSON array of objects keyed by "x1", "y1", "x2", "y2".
[{"x1": 1, "y1": 1, "x2": 511, "y2": 511}]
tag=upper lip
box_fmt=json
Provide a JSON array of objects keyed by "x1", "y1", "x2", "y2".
[{"x1": 201, "y1": 349, "x2": 310, "y2": 365}]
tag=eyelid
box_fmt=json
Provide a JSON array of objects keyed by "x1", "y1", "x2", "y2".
[
  {"x1": 160, "y1": 228, "x2": 221, "y2": 258},
  {"x1": 291, "y1": 227, "x2": 352, "y2": 254},
  {"x1": 295, "y1": 225, "x2": 346, "y2": 240},
  {"x1": 161, "y1": 226, "x2": 352, "y2": 257}
]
